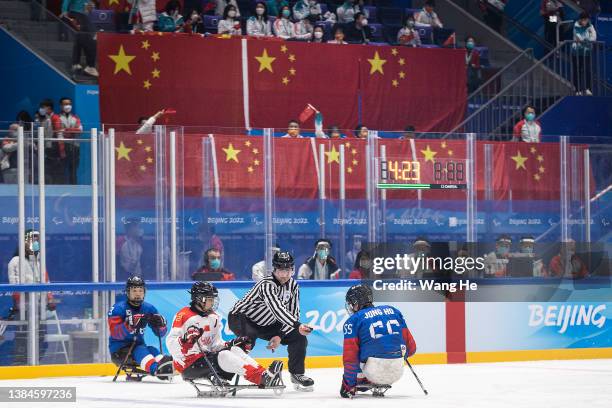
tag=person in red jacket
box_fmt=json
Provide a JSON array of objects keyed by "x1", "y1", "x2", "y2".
[
  {"x1": 192, "y1": 248, "x2": 236, "y2": 281},
  {"x1": 548, "y1": 240, "x2": 588, "y2": 278},
  {"x1": 51, "y1": 97, "x2": 82, "y2": 184},
  {"x1": 349, "y1": 250, "x2": 372, "y2": 279}
]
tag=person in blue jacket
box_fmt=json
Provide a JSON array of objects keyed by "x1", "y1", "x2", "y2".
[
  {"x1": 108, "y1": 276, "x2": 172, "y2": 379},
  {"x1": 340, "y1": 284, "x2": 417, "y2": 398}
]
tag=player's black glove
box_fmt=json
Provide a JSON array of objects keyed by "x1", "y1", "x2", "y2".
[
  {"x1": 340, "y1": 378, "x2": 355, "y2": 399},
  {"x1": 181, "y1": 326, "x2": 204, "y2": 346},
  {"x1": 225, "y1": 336, "x2": 253, "y2": 352},
  {"x1": 147, "y1": 313, "x2": 166, "y2": 328},
  {"x1": 127, "y1": 313, "x2": 148, "y2": 331}
]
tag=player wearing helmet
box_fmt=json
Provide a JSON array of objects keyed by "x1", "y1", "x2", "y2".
[{"x1": 166, "y1": 281, "x2": 283, "y2": 387}]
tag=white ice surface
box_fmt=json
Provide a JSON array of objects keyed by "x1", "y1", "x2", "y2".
[{"x1": 3, "y1": 359, "x2": 612, "y2": 408}]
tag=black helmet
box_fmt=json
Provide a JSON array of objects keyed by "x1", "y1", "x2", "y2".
[
  {"x1": 126, "y1": 275, "x2": 146, "y2": 306},
  {"x1": 345, "y1": 284, "x2": 373, "y2": 315},
  {"x1": 273, "y1": 251, "x2": 294, "y2": 269},
  {"x1": 189, "y1": 281, "x2": 218, "y2": 312}
]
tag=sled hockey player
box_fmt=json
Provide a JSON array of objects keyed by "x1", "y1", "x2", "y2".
[
  {"x1": 108, "y1": 276, "x2": 173, "y2": 380},
  {"x1": 166, "y1": 281, "x2": 284, "y2": 390},
  {"x1": 341, "y1": 284, "x2": 417, "y2": 398}
]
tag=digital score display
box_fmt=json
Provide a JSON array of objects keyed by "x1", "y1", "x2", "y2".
[{"x1": 378, "y1": 158, "x2": 467, "y2": 190}]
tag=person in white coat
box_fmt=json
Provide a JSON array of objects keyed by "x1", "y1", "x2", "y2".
[
  {"x1": 218, "y1": 4, "x2": 242, "y2": 35},
  {"x1": 246, "y1": 2, "x2": 273, "y2": 37},
  {"x1": 274, "y1": 5, "x2": 295, "y2": 39},
  {"x1": 132, "y1": 0, "x2": 157, "y2": 32}
]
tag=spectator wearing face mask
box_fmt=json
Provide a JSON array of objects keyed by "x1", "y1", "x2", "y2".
[
  {"x1": 293, "y1": 0, "x2": 322, "y2": 22},
  {"x1": 266, "y1": 0, "x2": 288, "y2": 18},
  {"x1": 415, "y1": 0, "x2": 444, "y2": 28},
  {"x1": 132, "y1": 0, "x2": 157, "y2": 32},
  {"x1": 274, "y1": 6, "x2": 295, "y2": 39},
  {"x1": 397, "y1": 237, "x2": 434, "y2": 278},
  {"x1": 328, "y1": 26, "x2": 347, "y2": 44},
  {"x1": 513, "y1": 106, "x2": 542, "y2": 143},
  {"x1": 118, "y1": 218, "x2": 144, "y2": 279},
  {"x1": 218, "y1": 5, "x2": 242, "y2": 35},
  {"x1": 215, "y1": 0, "x2": 241, "y2": 18},
  {"x1": 1, "y1": 124, "x2": 20, "y2": 184},
  {"x1": 184, "y1": 10, "x2": 205, "y2": 34},
  {"x1": 336, "y1": 0, "x2": 368, "y2": 24},
  {"x1": 294, "y1": 16, "x2": 314, "y2": 40},
  {"x1": 311, "y1": 25, "x2": 325, "y2": 42},
  {"x1": 51, "y1": 97, "x2": 82, "y2": 184},
  {"x1": 397, "y1": 16, "x2": 421, "y2": 47},
  {"x1": 349, "y1": 250, "x2": 372, "y2": 279},
  {"x1": 192, "y1": 248, "x2": 236, "y2": 281},
  {"x1": 572, "y1": 12, "x2": 597, "y2": 96},
  {"x1": 328, "y1": 126, "x2": 344, "y2": 138},
  {"x1": 345, "y1": 235, "x2": 363, "y2": 272},
  {"x1": 281, "y1": 120, "x2": 303, "y2": 138},
  {"x1": 298, "y1": 239, "x2": 341, "y2": 280},
  {"x1": 353, "y1": 124, "x2": 369, "y2": 139},
  {"x1": 548, "y1": 239, "x2": 588, "y2": 279},
  {"x1": 517, "y1": 236, "x2": 546, "y2": 277},
  {"x1": 465, "y1": 35, "x2": 482, "y2": 94},
  {"x1": 247, "y1": 2, "x2": 273, "y2": 37},
  {"x1": 157, "y1": 0, "x2": 185, "y2": 32},
  {"x1": 345, "y1": 12, "x2": 371, "y2": 44},
  {"x1": 483, "y1": 235, "x2": 512, "y2": 277}
]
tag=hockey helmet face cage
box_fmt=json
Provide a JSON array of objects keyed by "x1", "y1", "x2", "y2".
[
  {"x1": 345, "y1": 284, "x2": 373, "y2": 315},
  {"x1": 126, "y1": 275, "x2": 146, "y2": 306},
  {"x1": 190, "y1": 281, "x2": 219, "y2": 312}
]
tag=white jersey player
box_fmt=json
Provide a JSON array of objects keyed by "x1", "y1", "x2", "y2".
[{"x1": 166, "y1": 281, "x2": 283, "y2": 386}]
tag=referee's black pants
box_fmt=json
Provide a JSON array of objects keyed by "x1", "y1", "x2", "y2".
[{"x1": 228, "y1": 312, "x2": 307, "y2": 375}]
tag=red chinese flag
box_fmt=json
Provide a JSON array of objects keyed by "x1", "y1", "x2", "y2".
[
  {"x1": 298, "y1": 104, "x2": 316, "y2": 124},
  {"x1": 273, "y1": 138, "x2": 319, "y2": 199},
  {"x1": 248, "y1": 40, "x2": 359, "y2": 131},
  {"x1": 99, "y1": 0, "x2": 130, "y2": 13},
  {"x1": 213, "y1": 134, "x2": 265, "y2": 198},
  {"x1": 360, "y1": 47, "x2": 467, "y2": 132},
  {"x1": 314, "y1": 138, "x2": 367, "y2": 199},
  {"x1": 503, "y1": 142, "x2": 561, "y2": 200},
  {"x1": 98, "y1": 33, "x2": 244, "y2": 129},
  {"x1": 114, "y1": 132, "x2": 157, "y2": 195}
]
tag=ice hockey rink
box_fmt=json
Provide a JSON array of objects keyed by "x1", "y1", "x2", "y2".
[{"x1": 3, "y1": 359, "x2": 612, "y2": 408}]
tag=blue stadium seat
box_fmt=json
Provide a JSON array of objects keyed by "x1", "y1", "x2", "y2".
[
  {"x1": 320, "y1": 3, "x2": 328, "y2": 15},
  {"x1": 203, "y1": 15, "x2": 220, "y2": 33},
  {"x1": 369, "y1": 23, "x2": 384, "y2": 43},
  {"x1": 90, "y1": 9, "x2": 115, "y2": 32},
  {"x1": 417, "y1": 26, "x2": 433, "y2": 44},
  {"x1": 383, "y1": 24, "x2": 402, "y2": 45},
  {"x1": 378, "y1": 7, "x2": 403, "y2": 25},
  {"x1": 364, "y1": 6, "x2": 377, "y2": 22}
]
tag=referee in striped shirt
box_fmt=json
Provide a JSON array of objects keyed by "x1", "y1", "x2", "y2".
[{"x1": 229, "y1": 251, "x2": 314, "y2": 390}]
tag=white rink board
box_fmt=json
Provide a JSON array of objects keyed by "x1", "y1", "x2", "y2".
[{"x1": 3, "y1": 360, "x2": 612, "y2": 408}]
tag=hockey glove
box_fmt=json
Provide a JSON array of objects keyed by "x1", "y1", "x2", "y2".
[
  {"x1": 225, "y1": 336, "x2": 253, "y2": 352},
  {"x1": 340, "y1": 378, "x2": 356, "y2": 399},
  {"x1": 181, "y1": 326, "x2": 204, "y2": 346},
  {"x1": 127, "y1": 313, "x2": 148, "y2": 331},
  {"x1": 147, "y1": 313, "x2": 167, "y2": 328}
]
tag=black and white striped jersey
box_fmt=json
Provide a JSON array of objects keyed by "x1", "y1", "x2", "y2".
[{"x1": 230, "y1": 276, "x2": 301, "y2": 334}]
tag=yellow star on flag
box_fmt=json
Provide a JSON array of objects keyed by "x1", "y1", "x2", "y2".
[
  {"x1": 351, "y1": 148, "x2": 357, "y2": 155},
  {"x1": 146, "y1": 157, "x2": 153, "y2": 164},
  {"x1": 151, "y1": 68, "x2": 160, "y2": 78},
  {"x1": 247, "y1": 166, "x2": 254, "y2": 173},
  {"x1": 352, "y1": 159, "x2": 358, "y2": 166},
  {"x1": 539, "y1": 166, "x2": 545, "y2": 173},
  {"x1": 143, "y1": 80, "x2": 151, "y2": 89},
  {"x1": 511, "y1": 151, "x2": 528, "y2": 170},
  {"x1": 282, "y1": 77, "x2": 289, "y2": 85},
  {"x1": 533, "y1": 174, "x2": 541, "y2": 181},
  {"x1": 288, "y1": 54, "x2": 296, "y2": 62},
  {"x1": 115, "y1": 141, "x2": 132, "y2": 161},
  {"x1": 289, "y1": 68, "x2": 296, "y2": 76},
  {"x1": 345, "y1": 142, "x2": 351, "y2": 148},
  {"x1": 441, "y1": 141, "x2": 447, "y2": 148},
  {"x1": 537, "y1": 155, "x2": 544, "y2": 162},
  {"x1": 347, "y1": 167, "x2": 353, "y2": 174},
  {"x1": 222, "y1": 143, "x2": 241, "y2": 162},
  {"x1": 530, "y1": 146, "x2": 537, "y2": 154},
  {"x1": 325, "y1": 145, "x2": 340, "y2": 164},
  {"x1": 421, "y1": 145, "x2": 437, "y2": 163},
  {"x1": 391, "y1": 48, "x2": 398, "y2": 56},
  {"x1": 144, "y1": 146, "x2": 152, "y2": 152},
  {"x1": 151, "y1": 52, "x2": 160, "y2": 62},
  {"x1": 108, "y1": 0, "x2": 119, "y2": 5},
  {"x1": 108, "y1": 45, "x2": 135, "y2": 75},
  {"x1": 245, "y1": 140, "x2": 252, "y2": 147},
  {"x1": 398, "y1": 58, "x2": 405, "y2": 66},
  {"x1": 141, "y1": 40, "x2": 150, "y2": 50},
  {"x1": 448, "y1": 149, "x2": 454, "y2": 156},
  {"x1": 252, "y1": 148, "x2": 259, "y2": 154},
  {"x1": 140, "y1": 165, "x2": 146, "y2": 172},
  {"x1": 255, "y1": 49, "x2": 276, "y2": 73},
  {"x1": 392, "y1": 79, "x2": 399, "y2": 87},
  {"x1": 137, "y1": 139, "x2": 143, "y2": 145},
  {"x1": 399, "y1": 71, "x2": 406, "y2": 79},
  {"x1": 254, "y1": 159, "x2": 260, "y2": 166},
  {"x1": 280, "y1": 45, "x2": 288, "y2": 53},
  {"x1": 368, "y1": 51, "x2": 387, "y2": 75}
]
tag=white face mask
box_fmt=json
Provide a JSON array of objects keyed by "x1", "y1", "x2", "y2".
[
  {"x1": 256, "y1": 7, "x2": 264, "y2": 15},
  {"x1": 228, "y1": 10, "x2": 237, "y2": 18},
  {"x1": 361, "y1": 18, "x2": 368, "y2": 26},
  {"x1": 314, "y1": 31, "x2": 323, "y2": 39},
  {"x1": 39, "y1": 108, "x2": 47, "y2": 116},
  {"x1": 63, "y1": 104, "x2": 72, "y2": 113}
]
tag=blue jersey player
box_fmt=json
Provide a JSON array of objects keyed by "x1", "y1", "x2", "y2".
[
  {"x1": 108, "y1": 276, "x2": 173, "y2": 380},
  {"x1": 340, "y1": 284, "x2": 417, "y2": 398}
]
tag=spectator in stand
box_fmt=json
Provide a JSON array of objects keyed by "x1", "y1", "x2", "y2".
[
  {"x1": 51, "y1": 97, "x2": 82, "y2": 184},
  {"x1": 218, "y1": 4, "x2": 242, "y2": 35},
  {"x1": 512, "y1": 106, "x2": 542, "y2": 143},
  {"x1": 345, "y1": 12, "x2": 372, "y2": 44},
  {"x1": 132, "y1": 0, "x2": 157, "y2": 32},
  {"x1": 345, "y1": 235, "x2": 363, "y2": 273},
  {"x1": 34, "y1": 99, "x2": 54, "y2": 139},
  {"x1": 548, "y1": 240, "x2": 588, "y2": 278},
  {"x1": 267, "y1": 0, "x2": 288, "y2": 19},
  {"x1": 184, "y1": 10, "x2": 205, "y2": 34},
  {"x1": 215, "y1": 0, "x2": 240, "y2": 18},
  {"x1": 252, "y1": 244, "x2": 281, "y2": 281},
  {"x1": 415, "y1": 0, "x2": 443, "y2": 28},
  {"x1": 1, "y1": 124, "x2": 20, "y2": 184},
  {"x1": 348, "y1": 250, "x2": 372, "y2": 279},
  {"x1": 354, "y1": 124, "x2": 368, "y2": 139},
  {"x1": 483, "y1": 235, "x2": 512, "y2": 277},
  {"x1": 336, "y1": 0, "x2": 368, "y2": 24},
  {"x1": 298, "y1": 239, "x2": 341, "y2": 280},
  {"x1": 192, "y1": 248, "x2": 236, "y2": 281},
  {"x1": 572, "y1": 12, "x2": 597, "y2": 96},
  {"x1": 399, "y1": 125, "x2": 416, "y2": 140},
  {"x1": 274, "y1": 6, "x2": 295, "y2": 39},
  {"x1": 478, "y1": 0, "x2": 506, "y2": 33},
  {"x1": 328, "y1": 26, "x2": 348, "y2": 44},
  {"x1": 397, "y1": 15, "x2": 421, "y2": 47},
  {"x1": 60, "y1": 0, "x2": 98, "y2": 77},
  {"x1": 541, "y1": 0, "x2": 564, "y2": 48},
  {"x1": 136, "y1": 110, "x2": 166, "y2": 134},
  {"x1": 35, "y1": 100, "x2": 64, "y2": 184},
  {"x1": 465, "y1": 35, "x2": 482, "y2": 94},
  {"x1": 118, "y1": 217, "x2": 143, "y2": 279},
  {"x1": 281, "y1": 120, "x2": 303, "y2": 138},
  {"x1": 157, "y1": 0, "x2": 185, "y2": 32},
  {"x1": 293, "y1": 0, "x2": 322, "y2": 21},
  {"x1": 294, "y1": 16, "x2": 314, "y2": 40},
  {"x1": 247, "y1": 2, "x2": 273, "y2": 37},
  {"x1": 311, "y1": 25, "x2": 325, "y2": 43},
  {"x1": 328, "y1": 126, "x2": 343, "y2": 138}
]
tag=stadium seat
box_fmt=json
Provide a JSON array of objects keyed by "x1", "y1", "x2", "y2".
[
  {"x1": 378, "y1": 7, "x2": 403, "y2": 26},
  {"x1": 320, "y1": 3, "x2": 328, "y2": 15},
  {"x1": 364, "y1": 6, "x2": 377, "y2": 22},
  {"x1": 383, "y1": 24, "x2": 402, "y2": 45},
  {"x1": 90, "y1": 9, "x2": 115, "y2": 32},
  {"x1": 417, "y1": 26, "x2": 433, "y2": 44},
  {"x1": 369, "y1": 23, "x2": 384, "y2": 43},
  {"x1": 203, "y1": 15, "x2": 220, "y2": 33}
]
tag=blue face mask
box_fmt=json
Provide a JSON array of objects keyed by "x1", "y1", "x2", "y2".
[
  {"x1": 466, "y1": 41, "x2": 475, "y2": 50},
  {"x1": 526, "y1": 112, "x2": 536, "y2": 121},
  {"x1": 282, "y1": 9, "x2": 291, "y2": 18},
  {"x1": 521, "y1": 246, "x2": 534, "y2": 254},
  {"x1": 317, "y1": 249, "x2": 329, "y2": 260},
  {"x1": 31, "y1": 241, "x2": 40, "y2": 252},
  {"x1": 210, "y1": 259, "x2": 221, "y2": 270},
  {"x1": 497, "y1": 246, "x2": 509, "y2": 256}
]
